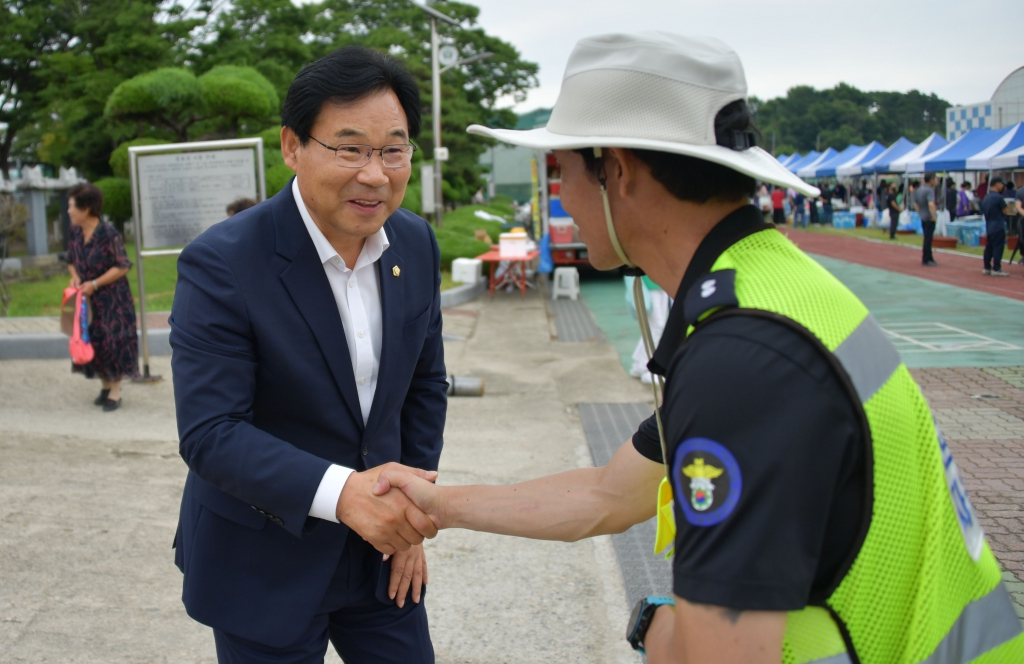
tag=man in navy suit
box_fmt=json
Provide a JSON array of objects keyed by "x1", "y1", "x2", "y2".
[{"x1": 170, "y1": 46, "x2": 447, "y2": 662}]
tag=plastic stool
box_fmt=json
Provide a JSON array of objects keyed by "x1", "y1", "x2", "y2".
[{"x1": 551, "y1": 266, "x2": 580, "y2": 300}]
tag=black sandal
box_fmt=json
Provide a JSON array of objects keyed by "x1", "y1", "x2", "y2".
[
  {"x1": 102, "y1": 398, "x2": 121, "y2": 412},
  {"x1": 94, "y1": 389, "x2": 111, "y2": 406}
]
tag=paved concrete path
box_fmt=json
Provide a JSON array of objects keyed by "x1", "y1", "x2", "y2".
[
  {"x1": 0, "y1": 290, "x2": 649, "y2": 663},
  {"x1": 785, "y1": 228, "x2": 1024, "y2": 301}
]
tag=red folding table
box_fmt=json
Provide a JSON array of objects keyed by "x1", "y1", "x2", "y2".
[{"x1": 475, "y1": 249, "x2": 540, "y2": 299}]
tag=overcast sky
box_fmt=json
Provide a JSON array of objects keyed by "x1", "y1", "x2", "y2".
[{"x1": 460, "y1": 0, "x2": 1023, "y2": 113}]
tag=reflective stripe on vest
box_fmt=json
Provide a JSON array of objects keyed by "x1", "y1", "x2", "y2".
[
  {"x1": 918, "y1": 583, "x2": 1021, "y2": 664},
  {"x1": 832, "y1": 315, "x2": 900, "y2": 403}
]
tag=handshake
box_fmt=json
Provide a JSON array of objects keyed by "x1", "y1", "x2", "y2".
[{"x1": 334, "y1": 462, "x2": 447, "y2": 556}]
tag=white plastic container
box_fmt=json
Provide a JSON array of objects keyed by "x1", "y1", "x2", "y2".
[
  {"x1": 499, "y1": 231, "x2": 528, "y2": 258},
  {"x1": 451, "y1": 257, "x2": 482, "y2": 284}
]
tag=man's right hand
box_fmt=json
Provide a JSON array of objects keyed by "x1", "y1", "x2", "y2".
[
  {"x1": 336, "y1": 462, "x2": 439, "y2": 555},
  {"x1": 372, "y1": 468, "x2": 445, "y2": 529}
]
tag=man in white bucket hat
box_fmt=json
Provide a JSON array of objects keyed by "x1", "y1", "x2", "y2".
[{"x1": 376, "y1": 32, "x2": 1024, "y2": 663}]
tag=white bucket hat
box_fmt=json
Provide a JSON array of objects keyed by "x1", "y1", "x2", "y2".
[{"x1": 468, "y1": 31, "x2": 819, "y2": 197}]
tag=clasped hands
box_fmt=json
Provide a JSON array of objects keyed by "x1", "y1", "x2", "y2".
[{"x1": 335, "y1": 462, "x2": 444, "y2": 607}]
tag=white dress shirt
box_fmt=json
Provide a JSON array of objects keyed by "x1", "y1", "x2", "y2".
[{"x1": 292, "y1": 179, "x2": 389, "y2": 523}]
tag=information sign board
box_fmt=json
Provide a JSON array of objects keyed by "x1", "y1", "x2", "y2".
[{"x1": 137, "y1": 148, "x2": 258, "y2": 248}]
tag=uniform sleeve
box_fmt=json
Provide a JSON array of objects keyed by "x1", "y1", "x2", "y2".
[
  {"x1": 632, "y1": 410, "x2": 665, "y2": 463},
  {"x1": 662, "y1": 319, "x2": 862, "y2": 611}
]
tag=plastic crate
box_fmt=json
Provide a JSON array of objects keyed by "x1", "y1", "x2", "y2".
[{"x1": 832, "y1": 211, "x2": 856, "y2": 228}]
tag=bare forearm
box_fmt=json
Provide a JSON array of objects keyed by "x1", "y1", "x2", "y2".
[
  {"x1": 441, "y1": 440, "x2": 662, "y2": 542},
  {"x1": 94, "y1": 266, "x2": 128, "y2": 287}
]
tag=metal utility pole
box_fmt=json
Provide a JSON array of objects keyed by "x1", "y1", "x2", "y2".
[
  {"x1": 414, "y1": 3, "x2": 491, "y2": 228},
  {"x1": 415, "y1": 3, "x2": 458, "y2": 227}
]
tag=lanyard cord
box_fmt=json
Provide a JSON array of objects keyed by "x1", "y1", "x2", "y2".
[
  {"x1": 592, "y1": 147, "x2": 669, "y2": 477},
  {"x1": 633, "y1": 275, "x2": 670, "y2": 478}
]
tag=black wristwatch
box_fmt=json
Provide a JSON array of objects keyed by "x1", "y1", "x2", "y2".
[{"x1": 626, "y1": 596, "x2": 675, "y2": 654}]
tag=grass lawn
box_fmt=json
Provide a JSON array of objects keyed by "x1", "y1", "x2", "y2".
[
  {"x1": 797, "y1": 224, "x2": 989, "y2": 257},
  {"x1": 4, "y1": 243, "x2": 178, "y2": 317},
  {"x1": 4, "y1": 244, "x2": 460, "y2": 318}
]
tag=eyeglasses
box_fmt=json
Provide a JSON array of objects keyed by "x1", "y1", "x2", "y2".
[{"x1": 309, "y1": 136, "x2": 418, "y2": 169}]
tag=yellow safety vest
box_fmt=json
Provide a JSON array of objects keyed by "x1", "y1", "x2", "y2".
[{"x1": 654, "y1": 227, "x2": 1023, "y2": 663}]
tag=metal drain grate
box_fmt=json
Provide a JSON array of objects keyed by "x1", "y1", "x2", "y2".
[
  {"x1": 578, "y1": 403, "x2": 672, "y2": 607},
  {"x1": 881, "y1": 322, "x2": 1022, "y2": 353},
  {"x1": 550, "y1": 298, "x2": 604, "y2": 342}
]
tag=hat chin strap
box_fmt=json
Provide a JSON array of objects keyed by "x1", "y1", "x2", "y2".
[
  {"x1": 594, "y1": 147, "x2": 636, "y2": 268},
  {"x1": 593, "y1": 149, "x2": 667, "y2": 478}
]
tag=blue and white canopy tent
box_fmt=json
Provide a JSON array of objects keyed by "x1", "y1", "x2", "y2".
[
  {"x1": 991, "y1": 144, "x2": 1024, "y2": 169},
  {"x1": 779, "y1": 153, "x2": 803, "y2": 169},
  {"x1": 794, "y1": 148, "x2": 838, "y2": 177},
  {"x1": 786, "y1": 151, "x2": 822, "y2": 174},
  {"x1": 964, "y1": 122, "x2": 1024, "y2": 170},
  {"x1": 800, "y1": 144, "x2": 866, "y2": 179},
  {"x1": 905, "y1": 126, "x2": 1015, "y2": 172},
  {"x1": 857, "y1": 137, "x2": 918, "y2": 175},
  {"x1": 886, "y1": 133, "x2": 949, "y2": 173},
  {"x1": 835, "y1": 142, "x2": 888, "y2": 178}
]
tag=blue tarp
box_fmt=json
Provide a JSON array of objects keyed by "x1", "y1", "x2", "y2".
[
  {"x1": 800, "y1": 145, "x2": 864, "y2": 178},
  {"x1": 858, "y1": 137, "x2": 917, "y2": 175},
  {"x1": 907, "y1": 126, "x2": 1012, "y2": 172}
]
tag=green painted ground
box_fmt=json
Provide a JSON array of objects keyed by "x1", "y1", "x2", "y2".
[
  {"x1": 581, "y1": 256, "x2": 1024, "y2": 372},
  {"x1": 580, "y1": 273, "x2": 640, "y2": 373}
]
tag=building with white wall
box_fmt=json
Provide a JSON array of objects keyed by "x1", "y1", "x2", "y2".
[{"x1": 947, "y1": 67, "x2": 1024, "y2": 140}]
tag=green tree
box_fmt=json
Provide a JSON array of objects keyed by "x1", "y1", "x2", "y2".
[
  {"x1": 0, "y1": 0, "x2": 76, "y2": 178},
  {"x1": 754, "y1": 83, "x2": 950, "y2": 155},
  {"x1": 22, "y1": 0, "x2": 201, "y2": 178},
  {"x1": 104, "y1": 67, "x2": 203, "y2": 142},
  {"x1": 104, "y1": 65, "x2": 279, "y2": 142}
]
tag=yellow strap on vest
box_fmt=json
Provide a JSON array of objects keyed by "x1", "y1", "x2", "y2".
[{"x1": 655, "y1": 477, "x2": 676, "y2": 558}]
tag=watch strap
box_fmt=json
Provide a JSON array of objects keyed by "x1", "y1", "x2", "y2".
[{"x1": 627, "y1": 596, "x2": 675, "y2": 654}]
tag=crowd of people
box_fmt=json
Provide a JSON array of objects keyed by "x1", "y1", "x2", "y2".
[{"x1": 761, "y1": 172, "x2": 1023, "y2": 275}]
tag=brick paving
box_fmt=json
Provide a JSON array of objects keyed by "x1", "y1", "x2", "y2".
[
  {"x1": 784, "y1": 228, "x2": 1024, "y2": 302},
  {"x1": 913, "y1": 366, "x2": 1024, "y2": 617}
]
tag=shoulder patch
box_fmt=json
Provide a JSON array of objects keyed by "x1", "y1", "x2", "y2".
[
  {"x1": 683, "y1": 269, "x2": 738, "y2": 326},
  {"x1": 671, "y1": 438, "x2": 742, "y2": 527}
]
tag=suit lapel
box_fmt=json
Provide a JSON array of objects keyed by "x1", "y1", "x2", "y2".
[
  {"x1": 365, "y1": 240, "x2": 404, "y2": 435},
  {"x1": 275, "y1": 183, "x2": 364, "y2": 430}
]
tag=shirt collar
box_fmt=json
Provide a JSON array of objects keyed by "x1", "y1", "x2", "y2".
[
  {"x1": 648, "y1": 204, "x2": 772, "y2": 375},
  {"x1": 292, "y1": 177, "x2": 390, "y2": 271}
]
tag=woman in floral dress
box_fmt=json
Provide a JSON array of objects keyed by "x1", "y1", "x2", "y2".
[{"x1": 66, "y1": 183, "x2": 138, "y2": 411}]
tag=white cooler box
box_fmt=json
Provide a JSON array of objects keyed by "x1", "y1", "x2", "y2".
[
  {"x1": 499, "y1": 231, "x2": 529, "y2": 258},
  {"x1": 451, "y1": 258, "x2": 482, "y2": 284}
]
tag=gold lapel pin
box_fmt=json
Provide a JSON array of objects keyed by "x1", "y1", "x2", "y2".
[{"x1": 392, "y1": 266, "x2": 401, "y2": 277}]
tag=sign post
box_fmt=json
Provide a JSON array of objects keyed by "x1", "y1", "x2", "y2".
[{"x1": 128, "y1": 137, "x2": 266, "y2": 381}]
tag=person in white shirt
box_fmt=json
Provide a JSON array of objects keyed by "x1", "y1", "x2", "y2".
[{"x1": 169, "y1": 45, "x2": 447, "y2": 663}]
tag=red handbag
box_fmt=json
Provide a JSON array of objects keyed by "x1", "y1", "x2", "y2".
[{"x1": 62, "y1": 286, "x2": 95, "y2": 365}]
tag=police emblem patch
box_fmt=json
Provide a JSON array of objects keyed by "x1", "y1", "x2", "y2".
[{"x1": 671, "y1": 438, "x2": 742, "y2": 527}]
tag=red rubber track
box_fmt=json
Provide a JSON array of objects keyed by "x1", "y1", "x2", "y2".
[{"x1": 783, "y1": 229, "x2": 1024, "y2": 303}]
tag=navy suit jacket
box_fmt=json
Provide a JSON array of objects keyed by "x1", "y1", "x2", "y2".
[{"x1": 170, "y1": 180, "x2": 447, "y2": 647}]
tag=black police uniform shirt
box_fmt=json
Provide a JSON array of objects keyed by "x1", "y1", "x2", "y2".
[{"x1": 632, "y1": 205, "x2": 867, "y2": 611}]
